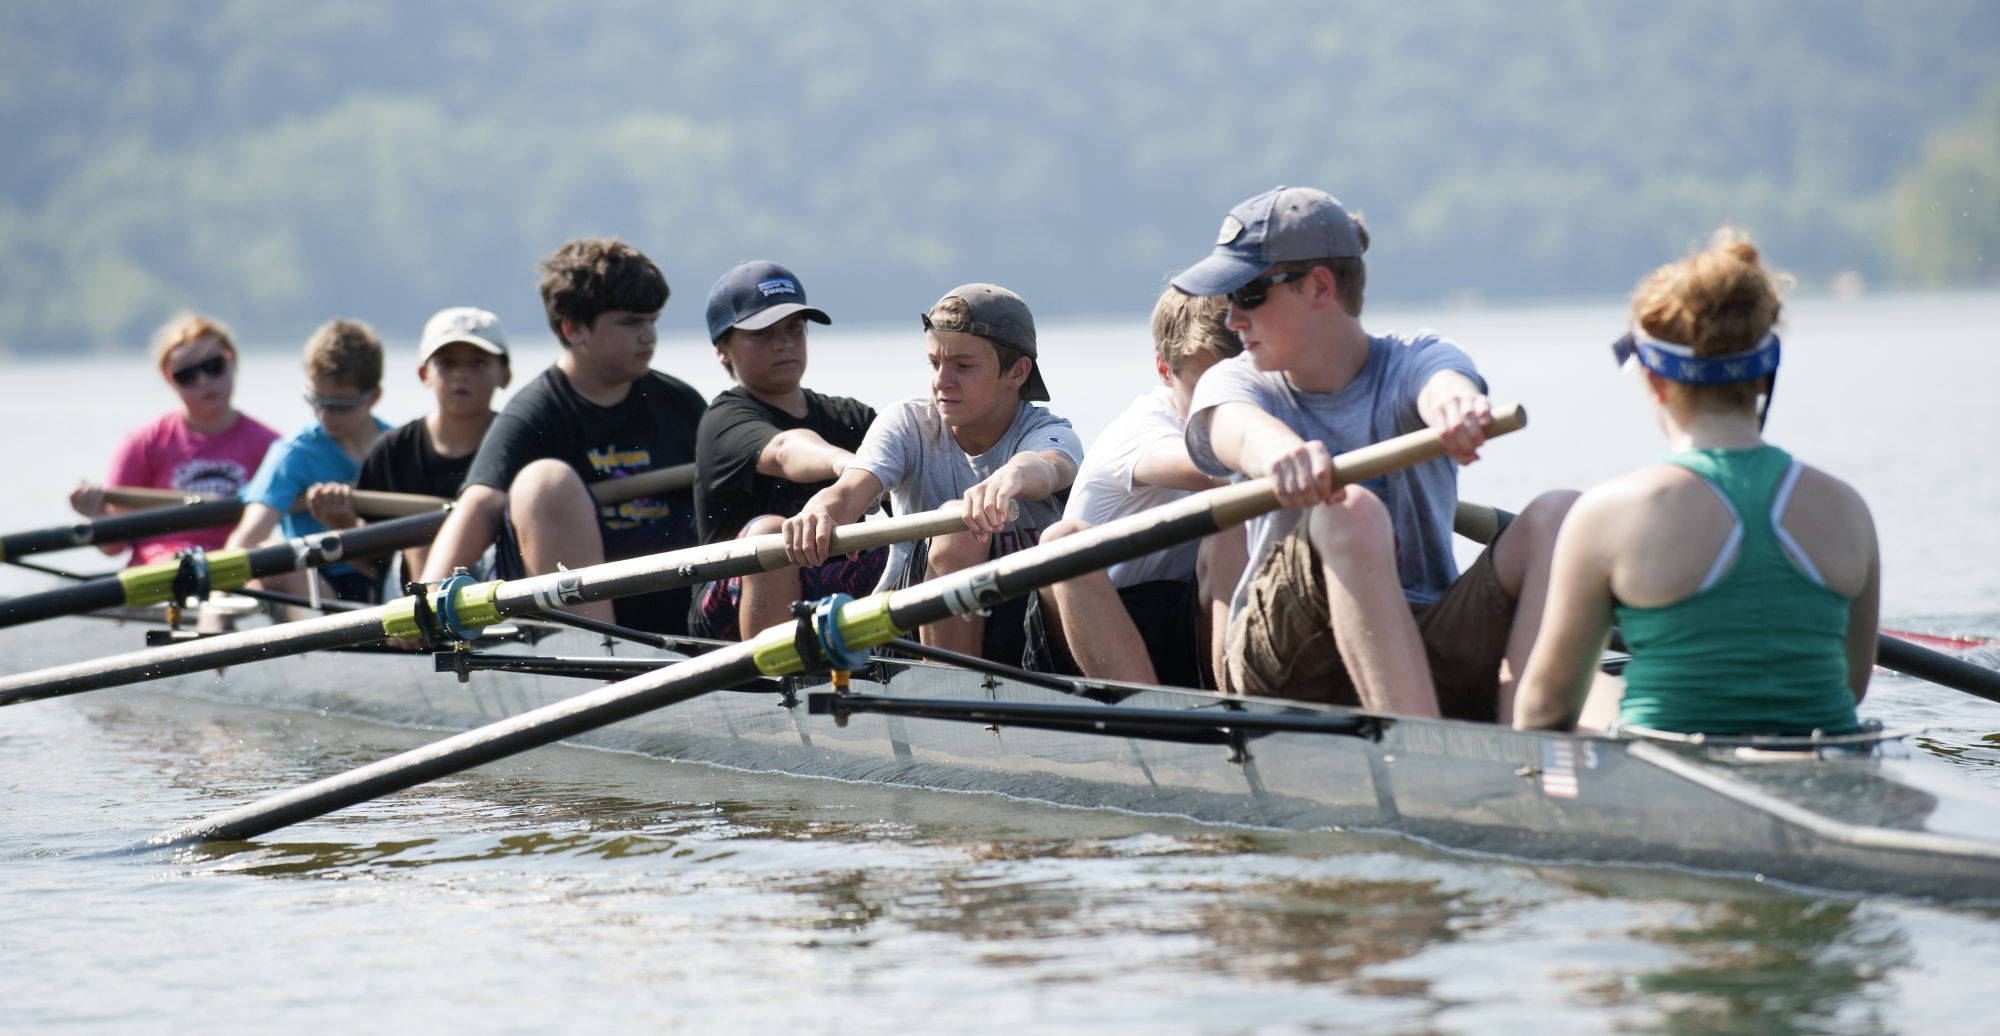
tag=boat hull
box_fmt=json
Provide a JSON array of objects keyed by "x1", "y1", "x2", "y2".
[{"x1": 12, "y1": 614, "x2": 2000, "y2": 901}]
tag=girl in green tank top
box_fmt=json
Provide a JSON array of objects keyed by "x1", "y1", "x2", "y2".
[{"x1": 1513, "y1": 230, "x2": 1878, "y2": 735}]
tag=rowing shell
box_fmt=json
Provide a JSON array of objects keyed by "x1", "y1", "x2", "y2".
[{"x1": 11, "y1": 612, "x2": 2000, "y2": 901}]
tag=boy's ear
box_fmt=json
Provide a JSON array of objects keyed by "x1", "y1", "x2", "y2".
[
  {"x1": 1155, "y1": 354, "x2": 1172, "y2": 386},
  {"x1": 1004, "y1": 355, "x2": 1032, "y2": 392},
  {"x1": 497, "y1": 361, "x2": 512, "y2": 390},
  {"x1": 416, "y1": 362, "x2": 433, "y2": 387}
]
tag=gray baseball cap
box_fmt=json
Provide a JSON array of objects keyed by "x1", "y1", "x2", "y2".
[
  {"x1": 419, "y1": 306, "x2": 509, "y2": 364},
  {"x1": 1171, "y1": 186, "x2": 1366, "y2": 297},
  {"x1": 922, "y1": 283, "x2": 1047, "y2": 402}
]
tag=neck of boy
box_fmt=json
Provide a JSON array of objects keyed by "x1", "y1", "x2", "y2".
[
  {"x1": 425, "y1": 409, "x2": 496, "y2": 460},
  {"x1": 181, "y1": 407, "x2": 239, "y2": 438},
  {"x1": 1279, "y1": 321, "x2": 1372, "y2": 395},
  {"x1": 946, "y1": 399, "x2": 1019, "y2": 458},
  {"x1": 556, "y1": 352, "x2": 636, "y2": 408}
]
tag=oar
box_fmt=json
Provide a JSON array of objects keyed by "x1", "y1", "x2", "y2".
[
  {"x1": 144, "y1": 403, "x2": 1528, "y2": 847},
  {"x1": 0, "y1": 498, "x2": 245, "y2": 563},
  {"x1": 0, "y1": 499, "x2": 996, "y2": 706},
  {"x1": 1452, "y1": 500, "x2": 2000, "y2": 705},
  {"x1": 0, "y1": 510, "x2": 450, "y2": 631},
  {"x1": 102, "y1": 486, "x2": 449, "y2": 519}
]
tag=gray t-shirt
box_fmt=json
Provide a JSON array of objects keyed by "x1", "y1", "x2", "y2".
[
  {"x1": 850, "y1": 398, "x2": 1085, "y2": 592},
  {"x1": 1186, "y1": 331, "x2": 1484, "y2": 622}
]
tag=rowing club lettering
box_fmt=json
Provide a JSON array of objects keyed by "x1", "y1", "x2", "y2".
[{"x1": 586, "y1": 444, "x2": 652, "y2": 475}]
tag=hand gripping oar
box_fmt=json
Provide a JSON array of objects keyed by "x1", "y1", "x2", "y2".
[
  {"x1": 143, "y1": 404, "x2": 1528, "y2": 847},
  {"x1": 0, "y1": 498, "x2": 246, "y2": 563},
  {"x1": 1452, "y1": 500, "x2": 2000, "y2": 705},
  {"x1": 0, "y1": 509, "x2": 452, "y2": 630},
  {"x1": 0, "y1": 499, "x2": 994, "y2": 706}
]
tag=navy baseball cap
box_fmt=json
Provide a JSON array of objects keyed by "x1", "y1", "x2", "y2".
[
  {"x1": 705, "y1": 260, "x2": 831, "y2": 342},
  {"x1": 1170, "y1": 186, "x2": 1366, "y2": 297}
]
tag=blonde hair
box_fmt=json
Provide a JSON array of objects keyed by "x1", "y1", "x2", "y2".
[
  {"x1": 1151, "y1": 289, "x2": 1242, "y2": 373},
  {"x1": 149, "y1": 312, "x2": 237, "y2": 372},
  {"x1": 301, "y1": 319, "x2": 385, "y2": 392},
  {"x1": 1631, "y1": 227, "x2": 1792, "y2": 409}
]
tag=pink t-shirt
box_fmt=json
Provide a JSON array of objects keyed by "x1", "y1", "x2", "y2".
[{"x1": 108, "y1": 411, "x2": 280, "y2": 564}]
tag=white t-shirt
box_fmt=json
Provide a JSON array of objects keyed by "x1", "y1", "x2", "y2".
[
  {"x1": 1063, "y1": 387, "x2": 1199, "y2": 588},
  {"x1": 1186, "y1": 330, "x2": 1483, "y2": 624},
  {"x1": 850, "y1": 398, "x2": 1084, "y2": 592}
]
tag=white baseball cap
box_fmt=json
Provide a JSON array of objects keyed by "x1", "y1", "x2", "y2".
[{"x1": 419, "y1": 306, "x2": 510, "y2": 364}]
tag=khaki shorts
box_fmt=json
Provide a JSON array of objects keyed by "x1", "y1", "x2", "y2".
[{"x1": 1220, "y1": 526, "x2": 1514, "y2": 721}]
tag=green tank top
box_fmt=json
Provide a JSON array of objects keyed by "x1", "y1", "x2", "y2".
[{"x1": 1614, "y1": 446, "x2": 1858, "y2": 735}]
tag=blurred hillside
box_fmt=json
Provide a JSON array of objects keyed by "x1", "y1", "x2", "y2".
[{"x1": 2, "y1": 0, "x2": 1996, "y2": 352}]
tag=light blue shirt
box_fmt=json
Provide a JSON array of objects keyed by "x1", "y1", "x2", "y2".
[{"x1": 244, "y1": 419, "x2": 390, "y2": 542}]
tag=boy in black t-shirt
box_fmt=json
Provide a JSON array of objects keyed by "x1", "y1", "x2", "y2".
[
  {"x1": 312, "y1": 306, "x2": 513, "y2": 585},
  {"x1": 420, "y1": 238, "x2": 707, "y2": 634},
  {"x1": 692, "y1": 261, "x2": 881, "y2": 640}
]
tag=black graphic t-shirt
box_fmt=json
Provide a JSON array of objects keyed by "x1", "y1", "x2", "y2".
[
  {"x1": 465, "y1": 366, "x2": 706, "y2": 527},
  {"x1": 359, "y1": 418, "x2": 475, "y2": 500},
  {"x1": 694, "y1": 387, "x2": 876, "y2": 544}
]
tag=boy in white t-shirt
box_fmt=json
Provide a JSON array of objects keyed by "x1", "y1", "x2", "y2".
[
  {"x1": 1036, "y1": 289, "x2": 1245, "y2": 686},
  {"x1": 784, "y1": 284, "x2": 1082, "y2": 663}
]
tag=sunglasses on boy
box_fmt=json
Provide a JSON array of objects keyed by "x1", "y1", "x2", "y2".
[
  {"x1": 169, "y1": 355, "x2": 229, "y2": 386},
  {"x1": 302, "y1": 390, "x2": 372, "y2": 413},
  {"x1": 1226, "y1": 269, "x2": 1311, "y2": 311}
]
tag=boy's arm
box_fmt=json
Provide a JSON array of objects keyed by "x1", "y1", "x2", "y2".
[
  {"x1": 960, "y1": 449, "x2": 1077, "y2": 534},
  {"x1": 1201, "y1": 401, "x2": 1341, "y2": 510},
  {"x1": 757, "y1": 429, "x2": 856, "y2": 484},
  {"x1": 1416, "y1": 370, "x2": 1493, "y2": 465},
  {"x1": 419, "y1": 484, "x2": 506, "y2": 582},
  {"x1": 783, "y1": 468, "x2": 886, "y2": 568},
  {"x1": 222, "y1": 503, "x2": 284, "y2": 551},
  {"x1": 1131, "y1": 436, "x2": 1230, "y2": 493}
]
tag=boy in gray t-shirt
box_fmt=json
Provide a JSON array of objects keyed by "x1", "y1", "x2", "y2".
[
  {"x1": 784, "y1": 283, "x2": 1082, "y2": 663},
  {"x1": 1174, "y1": 185, "x2": 1577, "y2": 723}
]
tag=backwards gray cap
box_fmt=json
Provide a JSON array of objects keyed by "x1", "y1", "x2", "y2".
[
  {"x1": 1170, "y1": 186, "x2": 1365, "y2": 297},
  {"x1": 922, "y1": 283, "x2": 1047, "y2": 401}
]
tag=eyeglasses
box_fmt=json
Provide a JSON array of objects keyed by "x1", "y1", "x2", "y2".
[
  {"x1": 302, "y1": 390, "x2": 372, "y2": 413},
  {"x1": 170, "y1": 355, "x2": 229, "y2": 386},
  {"x1": 1226, "y1": 270, "x2": 1310, "y2": 310}
]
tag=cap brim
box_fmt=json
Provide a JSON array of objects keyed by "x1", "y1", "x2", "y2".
[
  {"x1": 1020, "y1": 363, "x2": 1050, "y2": 403},
  {"x1": 1169, "y1": 251, "x2": 1268, "y2": 297},
  {"x1": 421, "y1": 334, "x2": 508, "y2": 361},
  {"x1": 732, "y1": 303, "x2": 832, "y2": 333}
]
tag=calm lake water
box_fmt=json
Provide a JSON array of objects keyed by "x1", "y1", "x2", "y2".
[{"x1": 2, "y1": 292, "x2": 1997, "y2": 1032}]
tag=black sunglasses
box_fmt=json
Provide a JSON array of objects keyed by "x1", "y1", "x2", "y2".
[
  {"x1": 1226, "y1": 270, "x2": 1310, "y2": 310},
  {"x1": 170, "y1": 354, "x2": 229, "y2": 386},
  {"x1": 303, "y1": 390, "x2": 372, "y2": 413}
]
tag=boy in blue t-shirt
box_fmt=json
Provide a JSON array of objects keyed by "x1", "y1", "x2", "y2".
[{"x1": 225, "y1": 318, "x2": 389, "y2": 603}]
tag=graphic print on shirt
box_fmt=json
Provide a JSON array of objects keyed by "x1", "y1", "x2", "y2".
[
  {"x1": 586, "y1": 442, "x2": 669, "y2": 529},
  {"x1": 171, "y1": 458, "x2": 254, "y2": 498}
]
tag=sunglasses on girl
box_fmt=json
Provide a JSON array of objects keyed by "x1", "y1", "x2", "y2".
[
  {"x1": 1225, "y1": 270, "x2": 1310, "y2": 310},
  {"x1": 169, "y1": 355, "x2": 229, "y2": 386}
]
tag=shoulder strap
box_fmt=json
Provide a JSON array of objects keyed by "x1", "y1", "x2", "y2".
[{"x1": 1768, "y1": 459, "x2": 1827, "y2": 587}]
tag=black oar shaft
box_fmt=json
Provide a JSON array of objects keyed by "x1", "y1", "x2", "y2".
[
  {"x1": 0, "y1": 499, "x2": 244, "y2": 562},
  {"x1": 1877, "y1": 636, "x2": 2000, "y2": 704},
  {"x1": 150, "y1": 644, "x2": 759, "y2": 846}
]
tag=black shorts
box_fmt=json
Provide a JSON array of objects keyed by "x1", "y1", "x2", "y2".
[
  {"x1": 1117, "y1": 578, "x2": 1204, "y2": 688},
  {"x1": 322, "y1": 565, "x2": 381, "y2": 605}
]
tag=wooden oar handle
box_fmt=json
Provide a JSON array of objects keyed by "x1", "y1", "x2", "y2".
[
  {"x1": 102, "y1": 485, "x2": 449, "y2": 519},
  {"x1": 745, "y1": 500, "x2": 1015, "y2": 570},
  {"x1": 1208, "y1": 402, "x2": 1527, "y2": 528},
  {"x1": 588, "y1": 462, "x2": 696, "y2": 506}
]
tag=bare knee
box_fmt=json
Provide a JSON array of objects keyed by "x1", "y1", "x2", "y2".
[
  {"x1": 741, "y1": 514, "x2": 785, "y2": 537},
  {"x1": 927, "y1": 530, "x2": 987, "y2": 576},
  {"x1": 1494, "y1": 489, "x2": 1579, "y2": 589},
  {"x1": 509, "y1": 459, "x2": 592, "y2": 518},
  {"x1": 1306, "y1": 485, "x2": 1394, "y2": 558}
]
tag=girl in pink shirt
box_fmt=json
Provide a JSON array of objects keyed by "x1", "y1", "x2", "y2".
[{"x1": 71, "y1": 313, "x2": 279, "y2": 565}]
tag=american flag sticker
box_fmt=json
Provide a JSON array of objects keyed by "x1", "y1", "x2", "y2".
[{"x1": 1541, "y1": 739, "x2": 1580, "y2": 799}]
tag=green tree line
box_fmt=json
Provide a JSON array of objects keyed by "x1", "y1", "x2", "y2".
[{"x1": 1, "y1": 0, "x2": 1995, "y2": 353}]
